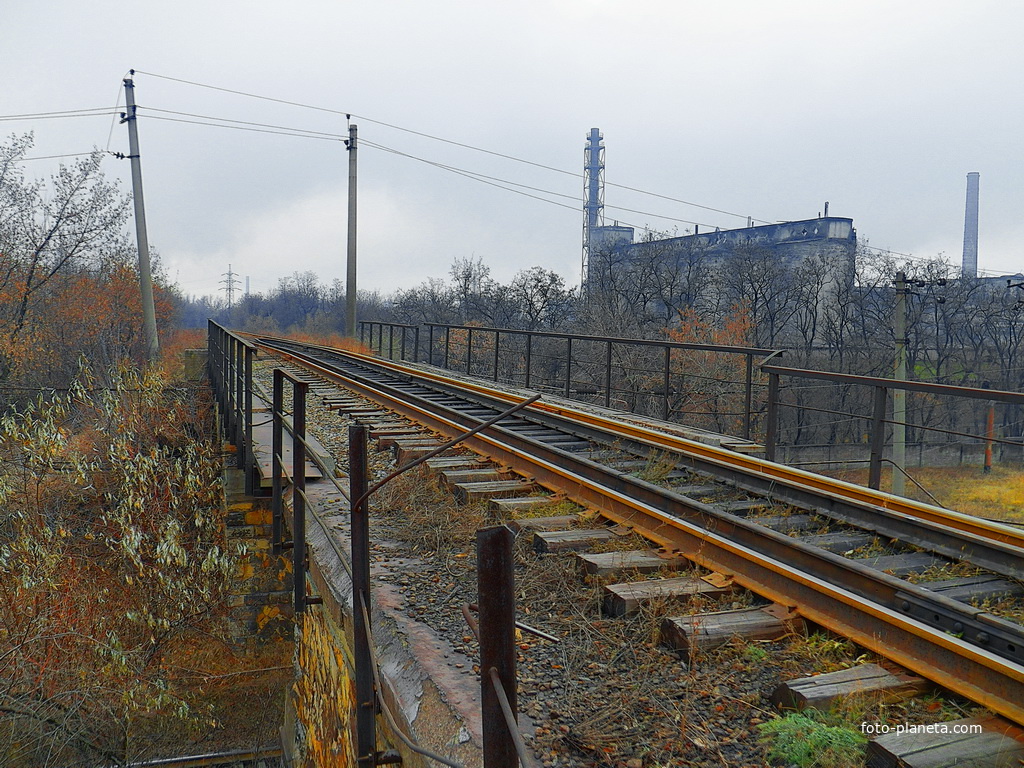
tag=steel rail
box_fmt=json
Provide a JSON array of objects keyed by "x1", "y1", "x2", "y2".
[
  {"x1": 257, "y1": 340, "x2": 1024, "y2": 725},
  {"x1": 267, "y1": 340, "x2": 1024, "y2": 561}
]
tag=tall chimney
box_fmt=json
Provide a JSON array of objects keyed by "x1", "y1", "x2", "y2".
[{"x1": 962, "y1": 172, "x2": 980, "y2": 278}]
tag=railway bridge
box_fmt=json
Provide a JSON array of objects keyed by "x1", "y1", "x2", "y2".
[{"x1": 207, "y1": 322, "x2": 1024, "y2": 768}]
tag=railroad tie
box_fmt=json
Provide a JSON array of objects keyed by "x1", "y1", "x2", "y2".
[
  {"x1": 533, "y1": 528, "x2": 617, "y2": 554},
  {"x1": 366, "y1": 425, "x2": 421, "y2": 440},
  {"x1": 747, "y1": 513, "x2": 814, "y2": 532},
  {"x1": 659, "y1": 604, "x2": 805, "y2": 662},
  {"x1": 770, "y1": 662, "x2": 929, "y2": 711},
  {"x1": 438, "y1": 467, "x2": 512, "y2": 486},
  {"x1": 797, "y1": 531, "x2": 878, "y2": 554},
  {"x1": 576, "y1": 549, "x2": 687, "y2": 578},
  {"x1": 423, "y1": 456, "x2": 487, "y2": 471},
  {"x1": 504, "y1": 513, "x2": 579, "y2": 532},
  {"x1": 865, "y1": 715, "x2": 1024, "y2": 768},
  {"x1": 856, "y1": 552, "x2": 948, "y2": 577},
  {"x1": 924, "y1": 575, "x2": 1024, "y2": 604},
  {"x1": 488, "y1": 493, "x2": 569, "y2": 514},
  {"x1": 603, "y1": 573, "x2": 734, "y2": 617},
  {"x1": 452, "y1": 478, "x2": 536, "y2": 504}
]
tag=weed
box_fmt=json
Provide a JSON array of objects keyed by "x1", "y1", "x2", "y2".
[
  {"x1": 744, "y1": 643, "x2": 770, "y2": 663},
  {"x1": 758, "y1": 710, "x2": 866, "y2": 768},
  {"x1": 636, "y1": 451, "x2": 678, "y2": 484}
]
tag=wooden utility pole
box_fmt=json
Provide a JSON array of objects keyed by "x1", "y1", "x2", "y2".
[
  {"x1": 346, "y1": 123, "x2": 358, "y2": 338},
  {"x1": 122, "y1": 73, "x2": 160, "y2": 361}
]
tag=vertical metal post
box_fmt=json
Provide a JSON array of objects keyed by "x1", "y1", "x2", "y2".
[
  {"x1": 477, "y1": 525, "x2": 517, "y2": 768},
  {"x1": 243, "y1": 345, "x2": 254, "y2": 496},
  {"x1": 565, "y1": 337, "x2": 573, "y2": 398},
  {"x1": 444, "y1": 327, "x2": 451, "y2": 369},
  {"x1": 350, "y1": 425, "x2": 377, "y2": 765},
  {"x1": 224, "y1": 333, "x2": 232, "y2": 434},
  {"x1": 765, "y1": 372, "x2": 779, "y2": 462},
  {"x1": 663, "y1": 345, "x2": 672, "y2": 421},
  {"x1": 414, "y1": 326, "x2": 420, "y2": 364},
  {"x1": 400, "y1": 326, "x2": 407, "y2": 361},
  {"x1": 868, "y1": 385, "x2": 888, "y2": 491},
  {"x1": 388, "y1": 325, "x2": 395, "y2": 360},
  {"x1": 893, "y1": 272, "x2": 908, "y2": 496},
  {"x1": 525, "y1": 334, "x2": 533, "y2": 388},
  {"x1": 292, "y1": 380, "x2": 308, "y2": 614},
  {"x1": 271, "y1": 370, "x2": 284, "y2": 555},
  {"x1": 605, "y1": 341, "x2": 613, "y2": 408},
  {"x1": 493, "y1": 330, "x2": 501, "y2": 382},
  {"x1": 222, "y1": 336, "x2": 232, "y2": 438},
  {"x1": 428, "y1": 325, "x2": 435, "y2": 366},
  {"x1": 226, "y1": 337, "x2": 237, "y2": 449},
  {"x1": 360, "y1": 321, "x2": 365, "y2": 347},
  {"x1": 984, "y1": 383, "x2": 995, "y2": 473},
  {"x1": 235, "y1": 338, "x2": 245, "y2": 463},
  {"x1": 743, "y1": 354, "x2": 754, "y2": 441},
  {"x1": 467, "y1": 328, "x2": 474, "y2": 374}
]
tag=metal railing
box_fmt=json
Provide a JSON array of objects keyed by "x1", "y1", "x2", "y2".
[
  {"x1": 208, "y1": 322, "x2": 544, "y2": 767},
  {"x1": 762, "y1": 362, "x2": 1024, "y2": 489},
  {"x1": 361, "y1": 321, "x2": 421, "y2": 363},
  {"x1": 360, "y1": 321, "x2": 777, "y2": 442},
  {"x1": 208, "y1": 321, "x2": 258, "y2": 495}
]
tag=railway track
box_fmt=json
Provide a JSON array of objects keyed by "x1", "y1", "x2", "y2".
[{"x1": 255, "y1": 336, "x2": 1024, "y2": 729}]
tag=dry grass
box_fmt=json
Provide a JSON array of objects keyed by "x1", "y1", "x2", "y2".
[{"x1": 828, "y1": 464, "x2": 1024, "y2": 522}]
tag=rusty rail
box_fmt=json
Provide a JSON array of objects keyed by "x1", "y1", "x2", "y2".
[{"x1": 259, "y1": 339, "x2": 1024, "y2": 726}]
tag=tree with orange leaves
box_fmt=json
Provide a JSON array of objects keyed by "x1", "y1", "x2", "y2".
[
  {"x1": 0, "y1": 134, "x2": 168, "y2": 397},
  {"x1": 664, "y1": 303, "x2": 760, "y2": 435}
]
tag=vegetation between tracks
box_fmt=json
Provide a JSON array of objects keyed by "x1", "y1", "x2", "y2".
[{"x1": 368, "y1": 463, "x2": 987, "y2": 767}]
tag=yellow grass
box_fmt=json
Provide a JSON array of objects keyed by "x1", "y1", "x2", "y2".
[{"x1": 828, "y1": 465, "x2": 1024, "y2": 523}]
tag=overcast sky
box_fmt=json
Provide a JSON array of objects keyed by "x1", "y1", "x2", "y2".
[{"x1": 5, "y1": 1, "x2": 1023, "y2": 300}]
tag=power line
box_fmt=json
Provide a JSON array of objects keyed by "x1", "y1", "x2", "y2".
[
  {"x1": 131, "y1": 69, "x2": 772, "y2": 223},
  {"x1": 360, "y1": 139, "x2": 720, "y2": 229},
  {"x1": 100, "y1": 103, "x2": 720, "y2": 229},
  {"x1": 105, "y1": 72, "x2": 130, "y2": 152},
  {"x1": 0, "y1": 108, "x2": 118, "y2": 122},
  {"x1": 138, "y1": 105, "x2": 347, "y2": 139},
  {"x1": 23, "y1": 152, "x2": 102, "y2": 162},
  {"x1": 137, "y1": 112, "x2": 344, "y2": 143}
]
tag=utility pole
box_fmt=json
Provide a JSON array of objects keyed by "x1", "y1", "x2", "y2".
[
  {"x1": 892, "y1": 272, "x2": 908, "y2": 496},
  {"x1": 122, "y1": 73, "x2": 160, "y2": 361},
  {"x1": 345, "y1": 123, "x2": 358, "y2": 338}
]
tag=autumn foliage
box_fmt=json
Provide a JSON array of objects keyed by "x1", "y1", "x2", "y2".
[
  {"x1": 0, "y1": 136, "x2": 239, "y2": 765},
  {"x1": 664, "y1": 302, "x2": 761, "y2": 434},
  {"x1": 0, "y1": 365, "x2": 236, "y2": 766}
]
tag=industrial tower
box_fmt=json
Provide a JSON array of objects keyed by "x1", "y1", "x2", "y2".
[
  {"x1": 962, "y1": 172, "x2": 980, "y2": 278},
  {"x1": 582, "y1": 128, "x2": 605, "y2": 284}
]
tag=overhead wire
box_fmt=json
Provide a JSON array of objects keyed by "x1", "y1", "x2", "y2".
[
  {"x1": 131, "y1": 69, "x2": 771, "y2": 224},
  {"x1": 361, "y1": 138, "x2": 719, "y2": 229},
  {"x1": 137, "y1": 105, "x2": 348, "y2": 140},
  {"x1": 105, "y1": 72, "x2": 130, "y2": 152},
  {"x1": 105, "y1": 108, "x2": 718, "y2": 229},
  {"x1": 137, "y1": 112, "x2": 346, "y2": 142},
  {"x1": 22, "y1": 152, "x2": 100, "y2": 162},
  {"x1": 0, "y1": 108, "x2": 119, "y2": 122},
  {"x1": 6, "y1": 71, "x2": 954, "y2": 260}
]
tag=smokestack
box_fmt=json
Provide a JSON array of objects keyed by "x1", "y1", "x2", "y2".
[{"x1": 962, "y1": 172, "x2": 980, "y2": 278}]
